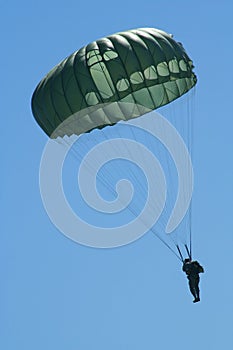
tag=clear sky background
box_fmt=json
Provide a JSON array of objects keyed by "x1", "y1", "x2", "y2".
[{"x1": 1, "y1": 1, "x2": 233, "y2": 349}]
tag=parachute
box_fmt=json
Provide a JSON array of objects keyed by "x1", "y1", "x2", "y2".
[
  {"x1": 32, "y1": 27, "x2": 196, "y2": 137},
  {"x1": 32, "y1": 27, "x2": 197, "y2": 257}
]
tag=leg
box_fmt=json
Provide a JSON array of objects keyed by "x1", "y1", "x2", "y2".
[
  {"x1": 195, "y1": 283, "x2": 200, "y2": 300},
  {"x1": 194, "y1": 277, "x2": 200, "y2": 301},
  {"x1": 189, "y1": 276, "x2": 200, "y2": 302},
  {"x1": 188, "y1": 279, "x2": 197, "y2": 300}
]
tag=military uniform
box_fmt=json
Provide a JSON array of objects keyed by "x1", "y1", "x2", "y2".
[{"x1": 183, "y1": 259, "x2": 204, "y2": 303}]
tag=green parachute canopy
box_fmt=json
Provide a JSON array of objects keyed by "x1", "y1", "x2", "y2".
[{"x1": 31, "y1": 27, "x2": 197, "y2": 138}]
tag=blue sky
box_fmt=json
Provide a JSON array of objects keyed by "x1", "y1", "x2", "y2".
[{"x1": 1, "y1": 1, "x2": 233, "y2": 349}]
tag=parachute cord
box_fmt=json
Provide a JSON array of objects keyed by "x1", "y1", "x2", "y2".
[
  {"x1": 59, "y1": 126, "x2": 188, "y2": 263},
  {"x1": 176, "y1": 245, "x2": 184, "y2": 262},
  {"x1": 100, "y1": 121, "x2": 191, "y2": 263},
  {"x1": 150, "y1": 229, "x2": 183, "y2": 262},
  {"x1": 188, "y1": 89, "x2": 195, "y2": 261},
  {"x1": 61, "y1": 134, "x2": 182, "y2": 260},
  {"x1": 189, "y1": 229, "x2": 192, "y2": 260},
  {"x1": 61, "y1": 136, "x2": 124, "y2": 202},
  {"x1": 184, "y1": 244, "x2": 192, "y2": 260},
  {"x1": 189, "y1": 203, "x2": 193, "y2": 260}
]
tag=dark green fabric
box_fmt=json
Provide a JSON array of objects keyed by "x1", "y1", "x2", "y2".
[{"x1": 31, "y1": 27, "x2": 197, "y2": 138}]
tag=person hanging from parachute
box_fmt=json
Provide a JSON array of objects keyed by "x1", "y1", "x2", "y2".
[
  {"x1": 182, "y1": 258, "x2": 204, "y2": 303},
  {"x1": 176, "y1": 245, "x2": 204, "y2": 303}
]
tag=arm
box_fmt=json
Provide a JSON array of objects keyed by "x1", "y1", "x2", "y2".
[
  {"x1": 199, "y1": 265, "x2": 204, "y2": 273},
  {"x1": 193, "y1": 261, "x2": 204, "y2": 273}
]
